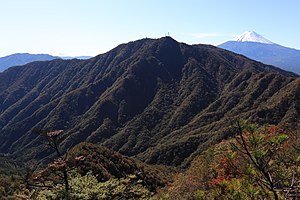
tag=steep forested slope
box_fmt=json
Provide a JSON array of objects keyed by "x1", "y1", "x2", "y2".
[{"x1": 0, "y1": 37, "x2": 299, "y2": 167}]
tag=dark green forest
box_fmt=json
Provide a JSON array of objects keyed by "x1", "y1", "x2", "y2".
[
  {"x1": 0, "y1": 37, "x2": 299, "y2": 199},
  {"x1": 0, "y1": 122, "x2": 299, "y2": 199}
]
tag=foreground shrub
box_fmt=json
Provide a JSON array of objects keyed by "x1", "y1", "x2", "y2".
[
  {"x1": 161, "y1": 122, "x2": 300, "y2": 199},
  {"x1": 32, "y1": 170, "x2": 153, "y2": 199}
]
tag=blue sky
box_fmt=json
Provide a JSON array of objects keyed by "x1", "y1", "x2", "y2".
[{"x1": 1, "y1": 0, "x2": 299, "y2": 57}]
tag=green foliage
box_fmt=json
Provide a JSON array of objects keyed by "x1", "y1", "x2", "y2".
[
  {"x1": 161, "y1": 122, "x2": 300, "y2": 199},
  {"x1": 0, "y1": 123, "x2": 298, "y2": 199},
  {"x1": 25, "y1": 142, "x2": 173, "y2": 199},
  {"x1": 0, "y1": 157, "x2": 29, "y2": 199},
  {"x1": 0, "y1": 174, "x2": 26, "y2": 198},
  {"x1": 194, "y1": 190, "x2": 206, "y2": 200},
  {"x1": 231, "y1": 122, "x2": 300, "y2": 199},
  {"x1": 66, "y1": 142, "x2": 175, "y2": 190},
  {"x1": 32, "y1": 170, "x2": 153, "y2": 200},
  {"x1": 66, "y1": 142, "x2": 138, "y2": 181}
]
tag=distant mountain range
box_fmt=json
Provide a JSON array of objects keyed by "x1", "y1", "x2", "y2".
[
  {"x1": 0, "y1": 53, "x2": 59, "y2": 72},
  {"x1": 218, "y1": 31, "x2": 300, "y2": 74},
  {"x1": 0, "y1": 53, "x2": 92, "y2": 72},
  {"x1": 61, "y1": 56, "x2": 92, "y2": 60},
  {"x1": 0, "y1": 37, "x2": 298, "y2": 167}
]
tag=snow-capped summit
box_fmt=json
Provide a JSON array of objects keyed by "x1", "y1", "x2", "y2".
[
  {"x1": 218, "y1": 31, "x2": 300, "y2": 74},
  {"x1": 233, "y1": 31, "x2": 274, "y2": 44}
]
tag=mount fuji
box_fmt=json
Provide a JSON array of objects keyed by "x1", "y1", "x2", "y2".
[
  {"x1": 233, "y1": 31, "x2": 273, "y2": 44},
  {"x1": 218, "y1": 31, "x2": 300, "y2": 74}
]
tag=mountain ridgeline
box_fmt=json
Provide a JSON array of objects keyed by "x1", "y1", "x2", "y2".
[
  {"x1": 0, "y1": 53, "x2": 92, "y2": 72},
  {"x1": 0, "y1": 37, "x2": 299, "y2": 167},
  {"x1": 0, "y1": 53, "x2": 59, "y2": 72}
]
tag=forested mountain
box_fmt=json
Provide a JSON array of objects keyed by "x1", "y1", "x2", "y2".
[{"x1": 0, "y1": 37, "x2": 299, "y2": 167}]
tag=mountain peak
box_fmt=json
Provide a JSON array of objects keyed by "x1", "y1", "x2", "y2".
[{"x1": 233, "y1": 31, "x2": 274, "y2": 44}]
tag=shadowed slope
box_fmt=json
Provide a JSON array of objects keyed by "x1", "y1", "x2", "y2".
[{"x1": 0, "y1": 37, "x2": 298, "y2": 167}]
